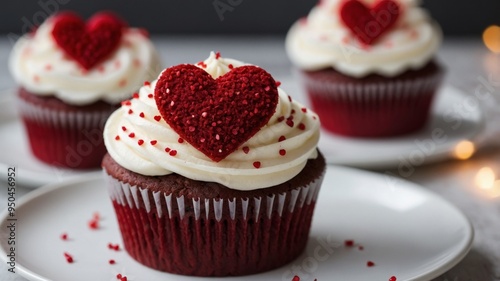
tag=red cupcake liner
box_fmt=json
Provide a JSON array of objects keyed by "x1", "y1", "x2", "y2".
[
  {"x1": 105, "y1": 171, "x2": 325, "y2": 276},
  {"x1": 17, "y1": 95, "x2": 114, "y2": 169},
  {"x1": 298, "y1": 71, "x2": 443, "y2": 137}
]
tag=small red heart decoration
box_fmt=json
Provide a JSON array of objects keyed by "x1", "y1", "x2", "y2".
[
  {"x1": 340, "y1": 0, "x2": 401, "y2": 45},
  {"x1": 51, "y1": 12, "x2": 125, "y2": 70},
  {"x1": 154, "y1": 64, "x2": 279, "y2": 162}
]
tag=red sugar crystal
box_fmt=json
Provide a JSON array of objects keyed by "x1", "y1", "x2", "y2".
[
  {"x1": 109, "y1": 259, "x2": 116, "y2": 265},
  {"x1": 88, "y1": 219, "x2": 99, "y2": 230},
  {"x1": 389, "y1": 277, "x2": 397, "y2": 281},
  {"x1": 148, "y1": 93, "x2": 153, "y2": 98},
  {"x1": 139, "y1": 112, "x2": 145, "y2": 118},
  {"x1": 128, "y1": 133, "x2": 135, "y2": 138},
  {"x1": 150, "y1": 140, "x2": 157, "y2": 145},
  {"x1": 367, "y1": 261, "x2": 375, "y2": 267},
  {"x1": 154, "y1": 115, "x2": 162, "y2": 122},
  {"x1": 169, "y1": 150, "x2": 177, "y2": 156},
  {"x1": 121, "y1": 126, "x2": 127, "y2": 131},
  {"x1": 345, "y1": 240, "x2": 354, "y2": 247},
  {"x1": 279, "y1": 149, "x2": 286, "y2": 156},
  {"x1": 178, "y1": 138, "x2": 184, "y2": 143},
  {"x1": 132, "y1": 92, "x2": 139, "y2": 99},
  {"x1": 138, "y1": 139, "x2": 144, "y2": 146},
  {"x1": 60, "y1": 233, "x2": 68, "y2": 240},
  {"x1": 228, "y1": 64, "x2": 234, "y2": 69},
  {"x1": 165, "y1": 147, "x2": 171, "y2": 153},
  {"x1": 128, "y1": 109, "x2": 133, "y2": 114},
  {"x1": 253, "y1": 161, "x2": 261, "y2": 169},
  {"x1": 115, "y1": 135, "x2": 120, "y2": 141}
]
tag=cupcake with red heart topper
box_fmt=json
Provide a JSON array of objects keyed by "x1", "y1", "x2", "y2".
[
  {"x1": 9, "y1": 11, "x2": 161, "y2": 169},
  {"x1": 286, "y1": 0, "x2": 444, "y2": 137},
  {"x1": 102, "y1": 52, "x2": 325, "y2": 276}
]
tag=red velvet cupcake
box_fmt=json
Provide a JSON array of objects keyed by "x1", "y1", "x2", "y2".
[
  {"x1": 9, "y1": 11, "x2": 160, "y2": 168},
  {"x1": 286, "y1": 0, "x2": 444, "y2": 137},
  {"x1": 102, "y1": 53, "x2": 324, "y2": 276}
]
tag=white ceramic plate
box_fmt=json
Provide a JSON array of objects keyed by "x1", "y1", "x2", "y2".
[
  {"x1": 0, "y1": 94, "x2": 99, "y2": 188},
  {"x1": 281, "y1": 79, "x2": 485, "y2": 169},
  {"x1": 0, "y1": 166, "x2": 473, "y2": 281}
]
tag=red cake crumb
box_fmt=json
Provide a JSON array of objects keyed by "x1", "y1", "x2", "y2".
[
  {"x1": 63, "y1": 252, "x2": 74, "y2": 263},
  {"x1": 109, "y1": 259, "x2": 116, "y2": 265},
  {"x1": 344, "y1": 240, "x2": 354, "y2": 247},
  {"x1": 88, "y1": 219, "x2": 99, "y2": 230},
  {"x1": 367, "y1": 261, "x2": 375, "y2": 267}
]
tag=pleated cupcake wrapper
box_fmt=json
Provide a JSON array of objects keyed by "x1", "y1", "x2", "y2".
[
  {"x1": 105, "y1": 171, "x2": 325, "y2": 276},
  {"x1": 106, "y1": 171, "x2": 323, "y2": 221},
  {"x1": 297, "y1": 70, "x2": 444, "y2": 137},
  {"x1": 17, "y1": 96, "x2": 113, "y2": 168}
]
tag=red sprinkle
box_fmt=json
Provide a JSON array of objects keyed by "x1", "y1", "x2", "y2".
[
  {"x1": 64, "y1": 252, "x2": 73, "y2": 263},
  {"x1": 88, "y1": 219, "x2": 99, "y2": 230},
  {"x1": 278, "y1": 136, "x2": 286, "y2": 142},
  {"x1": 138, "y1": 139, "x2": 144, "y2": 146},
  {"x1": 60, "y1": 233, "x2": 68, "y2": 240},
  {"x1": 115, "y1": 135, "x2": 120, "y2": 140},
  {"x1": 197, "y1": 61, "x2": 207, "y2": 68},
  {"x1": 215, "y1": 52, "x2": 221, "y2": 59},
  {"x1": 228, "y1": 64, "x2": 234, "y2": 69},
  {"x1": 121, "y1": 277, "x2": 128, "y2": 281},
  {"x1": 165, "y1": 147, "x2": 171, "y2": 153},
  {"x1": 128, "y1": 109, "x2": 133, "y2": 115},
  {"x1": 367, "y1": 261, "x2": 375, "y2": 267},
  {"x1": 139, "y1": 112, "x2": 145, "y2": 118},
  {"x1": 116, "y1": 274, "x2": 122, "y2": 279},
  {"x1": 298, "y1": 123, "x2": 306, "y2": 130},
  {"x1": 150, "y1": 140, "x2": 157, "y2": 145},
  {"x1": 128, "y1": 132, "x2": 135, "y2": 138},
  {"x1": 286, "y1": 120, "x2": 294, "y2": 127},
  {"x1": 389, "y1": 277, "x2": 397, "y2": 281},
  {"x1": 121, "y1": 100, "x2": 131, "y2": 106},
  {"x1": 109, "y1": 259, "x2": 116, "y2": 265},
  {"x1": 144, "y1": 81, "x2": 151, "y2": 86},
  {"x1": 288, "y1": 95, "x2": 292, "y2": 102},
  {"x1": 148, "y1": 93, "x2": 154, "y2": 98},
  {"x1": 132, "y1": 92, "x2": 139, "y2": 99},
  {"x1": 301, "y1": 107, "x2": 307, "y2": 113},
  {"x1": 242, "y1": 146, "x2": 250, "y2": 154},
  {"x1": 253, "y1": 161, "x2": 261, "y2": 169},
  {"x1": 291, "y1": 109, "x2": 296, "y2": 114},
  {"x1": 178, "y1": 138, "x2": 184, "y2": 143},
  {"x1": 169, "y1": 150, "x2": 177, "y2": 156},
  {"x1": 279, "y1": 149, "x2": 286, "y2": 156},
  {"x1": 292, "y1": 276, "x2": 300, "y2": 281},
  {"x1": 277, "y1": 116, "x2": 285, "y2": 122},
  {"x1": 154, "y1": 115, "x2": 162, "y2": 122},
  {"x1": 121, "y1": 126, "x2": 127, "y2": 131},
  {"x1": 345, "y1": 240, "x2": 354, "y2": 247}
]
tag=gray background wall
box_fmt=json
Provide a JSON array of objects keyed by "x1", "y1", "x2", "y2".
[{"x1": 1, "y1": 0, "x2": 498, "y2": 37}]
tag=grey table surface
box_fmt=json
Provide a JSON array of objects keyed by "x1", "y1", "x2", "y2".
[{"x1": 0, "y1": 36, "x2": 499, "y2": 281}]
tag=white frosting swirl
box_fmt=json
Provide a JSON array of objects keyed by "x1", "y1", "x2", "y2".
[
  {"x1": 104, "y1": 55, "x2": 320, "y2": 190},
  {"x1": 9, "y1": 16, "x2": 161, "y2": 105},
  {"x1": 285, "y1": 0, "x2": 442, "y2": 77}
]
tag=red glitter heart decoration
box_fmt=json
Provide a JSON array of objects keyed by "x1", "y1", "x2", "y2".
[
  {"x1": 154, "y1": 64, "x2": 279, "y2": 162},
  {"x1": 340, "y1": 0, "x2": 401, "y2": 45},
  {"x1": 51, "y1": 12, "x2": 125, "y2": 70}
]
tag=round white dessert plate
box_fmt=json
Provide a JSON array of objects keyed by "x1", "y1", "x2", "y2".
[
  {"x1": 0, "y1": 166, "x2": 473, "y2": 281},
  {"x1": 0, "y1": 93, "x2": 99, "y2": 188},
  {"x1": 282, "y1": 79, "x2": 485, "y2": 169}
]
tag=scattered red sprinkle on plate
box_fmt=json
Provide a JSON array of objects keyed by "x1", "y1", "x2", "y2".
[
  {"x1": 88, "y1": 219, "x2": 99, "y2": 230},
  {"x1": 389, "y1": 276, "x2": 397, "y2": 281},
  {"x1": 108, "y1": 243, "x2": 120, "y2": 251},
  {"x1": 63, "y1": 252, "x2": 73, "y2": 263},
  {"x1": 292, "y1": 276, "x2": 300, "y2": 281},
  {"x1": 60, "y1": 233, "x2": 68, "y2": 241},
  {"x1": 109, "y1": 259, "x2": 116, "y2": 265},
  {"x1": 358, "y1": 245, "x2": 364, "y2": 250},
  {"x1": 367, "y1": 261, "x2": 375, "y2": 267},
  {"x1": 344, "y1": 240, "x2": 354, "y2": 247}
]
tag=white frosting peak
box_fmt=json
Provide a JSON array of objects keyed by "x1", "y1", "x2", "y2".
[
  {"x1": 9, "y1": 15, "x2": 161, "y2": 105},
  {"x1": 104, "y1": 54, "x2": 321, "y2": 190},
  {"x1": 285, "y1": 0, "x2": 442, "y2": 77}
]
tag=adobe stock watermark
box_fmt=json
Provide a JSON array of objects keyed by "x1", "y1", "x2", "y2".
[
  {"x1": 6, "y1": 0, "x2": 71, "y2": 44},
  {"x1": 385, "y1": 76, "x2": 497, "y2": 187},
  {"x1": 213, "y1": 0, "x2": 243, "y2": 21},
  {"x1": 281, "y1": 233, "x2": 340, "y2": 281}
]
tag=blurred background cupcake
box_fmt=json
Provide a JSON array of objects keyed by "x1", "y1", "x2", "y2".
[
  {"x1": 286, "y1": 0, "x2": 444, "y2": 137},
  {"x1": 9, "y1": 11, "x2": 161, "y2": 169},
  {"x1": 102, "y1": 53, "x2": 325, "y2": 276}
]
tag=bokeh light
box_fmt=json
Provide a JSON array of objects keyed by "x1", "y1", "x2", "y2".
[
  {"x1": 453, "y1": 140, "x2": 475, "y2": 160},
  {"x1": 483, "y1": 25, "x2": 500, "y2": 53}
]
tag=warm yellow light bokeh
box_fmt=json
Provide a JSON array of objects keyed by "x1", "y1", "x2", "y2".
[
  {"x1": 475, "y1": 167, "x2": 496, "y2": 190},
  {"x1": 454, "y1": 140, "x2": 475, "y2": 160},
  {"x1": 483, "y1": 25, "x2": 500, "y2": 53}
]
